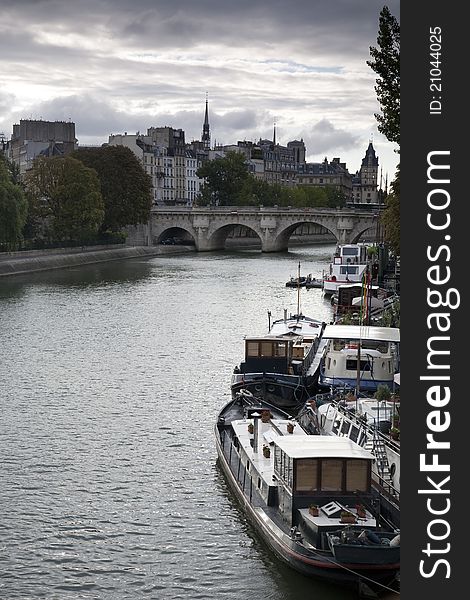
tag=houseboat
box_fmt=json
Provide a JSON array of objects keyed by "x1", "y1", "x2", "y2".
[
  {"x1": 323, "y1": 244, "x2": 374, "y2": 295},
  {"x1": 215, "y1": 393, "x2": 400, "y2": 596},
  {"x1": 318, "y1": 325, "x2": 400, "y2": 393},
  {"x1": 231, "y1": 313, "x2": 326, "y2": 410}
]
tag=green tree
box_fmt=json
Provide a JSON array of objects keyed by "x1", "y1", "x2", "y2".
[
  {"x1": 197, "y1": 151, "x2": 250, "y2": 206},
  {"x1": 381, "y1": 167, "x2": 400, "y2": 255},
  {"x1": 25, "y1": 156, "x2": 104, "y2": 242},
  {"x1": 0, "y1": 155, "x2": 28, "y2": 249},
  {"x1": 367, "y1": 6, "x2": 400, "y2": 145},
  {"x1": 73, "y1": 146, "x2": 152, "y2": 231}
]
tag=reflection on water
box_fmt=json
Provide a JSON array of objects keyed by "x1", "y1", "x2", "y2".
[{"x1": 0, "y1": 245, "x2": 361, "y2": 600}]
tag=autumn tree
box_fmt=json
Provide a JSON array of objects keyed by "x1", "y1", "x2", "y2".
[
  {"x1": 0, "y1": 155, "x2": 28, "y2": 249},
  {"x1": 25, "y1": 156, "x2": 104, "y2": 242},
  {"x1": 73, "y1": 146, "x2": 153, "y2": 231},
  {"x1": 367, "y1": 6, "x2": 400, "y2": 145}
]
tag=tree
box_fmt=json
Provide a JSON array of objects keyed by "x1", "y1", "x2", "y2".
[
  {"x1": 381, "y1": 167, "x2": 400, "y2": 255},
  {"x1": 367, "y1": 6, "x2": 400, "y2": 145},
  {"x1": 25, "y1": 156, "x2": 104, "y2": 242},
  {"x1": 196, "y1": 151, "x2": 251, "y2": 206},
  {"x1": 0, "y1": 155, "x2": 28, "y2": 249},
  {"x1": 73, "y1": 146, "x2": 153, "y2": 231}
]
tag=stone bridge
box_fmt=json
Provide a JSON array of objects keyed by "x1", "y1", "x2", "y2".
[{"x1": 128, "y1": 206, "x2": 381, "y2": 252}]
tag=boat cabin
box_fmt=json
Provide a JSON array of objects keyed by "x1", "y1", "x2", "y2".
[
  {"x1": 273, "y1": 436, "x2": 376, "y2": 543},
  {"x1": 335, "y1": 244, "x2": 369, "y2": 265},
  {"x1": 320, "y1": 325, "x2": 400, "y2": 391},
  {"x1": 240, "y1": 332, "x2": 319, "y2": 377}
]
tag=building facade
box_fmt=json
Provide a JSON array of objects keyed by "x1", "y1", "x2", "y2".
[
  {"x1": 352, "y1": 142, "x2": 380, "y2": 204},
  {"x1": 8, "y1": 119, "x2": 77, "y2": 178}
]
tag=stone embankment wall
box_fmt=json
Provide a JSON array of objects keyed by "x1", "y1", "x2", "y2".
[{"x1": 0, "y1": 245, "x2": 192, "y2": 277}]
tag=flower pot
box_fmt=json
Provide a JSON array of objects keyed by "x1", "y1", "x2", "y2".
[
  {"x1": 287, "y1": 423, "x2": 295, "y2": 434},
  {"x1": 248, "y1": 423, "x2": 254, "y2": 434},
  {"x1": 261, "y1": 410, "x2": 272, "y2": 423},
  {"x1": 263, "y1": 446, "x2": 271, "y2": 458},
  {"x1": 340, "y1": 513, "x2": 357, "y2": 524},
  {"x1": 309, "y1": 506, "x2": 319, "y2": 516}
]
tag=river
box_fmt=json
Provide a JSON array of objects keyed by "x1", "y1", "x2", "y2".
[{"x1": 0, "y1": 244, "x2": 369, "y2": 599}]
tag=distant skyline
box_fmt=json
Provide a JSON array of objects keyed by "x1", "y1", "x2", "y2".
[{"x1": 0, "y1": 0, "x2": 399, "y2": 180}]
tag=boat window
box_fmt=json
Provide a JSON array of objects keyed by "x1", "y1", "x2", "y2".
[
  {"x1": 274, "y1": 446, "x2": 281, "y2": 474},
  {"x1": 346, "y1": 459, "x2": 369, "y2": 492},
  {"x1": 362, "y1": 341, "x2": 388, "y2": 353},
  {"x1": 340, "y1": 266, "x2": 359, "y2": 275},
  {"x1": 321, "y1": 460, "x2": 343, "y2": 491},
  {"x1": 342, "y1": 247, "x2": 359, "y2": 256},
  {"x1": 247, "y1": 342, "x2": 259, "y2": 357},
  {"x1": 287, "y1": 456, "x2": 293, "y2": 489},
  {"x1": 275, "y1": 342, "x2": 287, "y2": 357},
  {"x1": 295, "y1": 459, "x2": 318, "y2": 492},
  {"x1": 350, "y1": 426, "x2": 360, "y2": 443},
  {"x1": 260, "y1": 342, "x2": 274, "y2": 357},
  {"x1": 341, "y1": 421, "x2": 350, "y2": 435},
  {"x1": 346, "y1": 359, "x2": 371, "y2": 371}
]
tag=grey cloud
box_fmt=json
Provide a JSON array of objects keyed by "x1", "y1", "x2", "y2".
[{"x1": 302, "y1": 119, "x2": 359, "y2": 158}]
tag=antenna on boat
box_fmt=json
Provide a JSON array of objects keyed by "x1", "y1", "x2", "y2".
[
  {"x1": 297, "y1": 261, "x2": 301, "y2": 318},
  {"x1": 267, "y1": 310, "x2": 272, "y2": 330}
]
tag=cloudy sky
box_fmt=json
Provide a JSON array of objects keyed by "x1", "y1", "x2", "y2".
[{"x1": 1, "y1": 0, "x2": 399, "y2": 180}]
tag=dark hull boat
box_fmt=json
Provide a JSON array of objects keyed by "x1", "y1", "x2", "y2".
[
  {"x1": 215, "y1": 393, "x2": 400, "y2": 596},
  {"x1": 231, "y1": 314, "x2": 326, "y2": 411}
]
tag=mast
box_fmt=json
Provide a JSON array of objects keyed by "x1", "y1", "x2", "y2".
[{"x1": 297, "y1": 261, "x2": 301, "y2": 317}]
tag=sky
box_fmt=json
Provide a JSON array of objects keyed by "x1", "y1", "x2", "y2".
[{"x1": 0, "y1": 0, "x2": 400, "y2": 181}]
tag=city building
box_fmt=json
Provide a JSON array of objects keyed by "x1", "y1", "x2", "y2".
[
  {"x1": 297, "y1": 157, "x2": 353, "y2": 200},
  {"x1": 352, "y1": 142, "x2": 380, "y2": 204},
  {"x1": 8, "y1": 119, "x2": 77, "y2": 178}
]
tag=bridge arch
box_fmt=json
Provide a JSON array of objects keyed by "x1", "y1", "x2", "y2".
[
  {"x1": 207, "y1": 223, "x2": 262, "y2": 250},
  {"x1": 155, "y1": 226, "x2": 196, "y2": 246},
  {"x1": 272, "y1": 220, "x2": 338, "y2": 252}
]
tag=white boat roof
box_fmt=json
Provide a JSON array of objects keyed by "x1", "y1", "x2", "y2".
[
  {"x1": 322, "y1": 324, "x2": 400, "y2": 342},
  {"x1": 269, "y1": 317, "x2": 323, "y2": 337},
  {"x1": 273, "y1": 435, "x2": 374, "y2": 460},
  {"x1": 338, "y1": 283, "x2": 380, "y2": 290}
]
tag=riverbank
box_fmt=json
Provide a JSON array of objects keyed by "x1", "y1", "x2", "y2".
[
  {"x1": 0, "y1": 234, "x2": 339, "y2": 278},
  {"x1": 0, "y1": 245, "x2": 193, "y2": 277}
]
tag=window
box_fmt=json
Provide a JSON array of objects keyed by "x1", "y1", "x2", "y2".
[
  {"x1": 321, "y1": 460, "x2": 343, "y2": 491},
  {"x1": 260, "y1": 342, "x2": 273, "y2": 357},
  {"x1": 295, "y1": 459, "x2": 318, "y2": 492},
  {"x1": 346, "y1": 460, "x2": 368, "y2": 492},
  {"x1": 246, "y1": 342, "x2": 259, "y2": 357}
]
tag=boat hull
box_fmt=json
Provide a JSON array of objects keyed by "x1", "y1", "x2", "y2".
[{"x1": 231, "y1": 373, "x2": 312, "y2": 410}]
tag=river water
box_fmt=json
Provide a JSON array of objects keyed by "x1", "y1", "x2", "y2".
[{"x1": 0, "y1": 244, "x2": 368, "y2": 599}]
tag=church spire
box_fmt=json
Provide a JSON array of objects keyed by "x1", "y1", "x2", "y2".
[
  {"x1": 202, "y1": 92, "x2": 210, "y2": 150},
  {"x1": 273, "y1": 119, "x2": 276, "y2": 146}
]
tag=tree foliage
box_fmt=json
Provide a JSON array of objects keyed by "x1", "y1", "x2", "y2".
[
  {"x1": 73, "y1": 145, "x2": 153, "y2": 231},
  {"x1": 197, "y1": 151, "x2": 251, "y2": 206},
  {"x1": 196, "y1": 150, "x2": 348, "y2": 208},
  {"x1": 367, "y1": 6, "x2": 400, "y2": 145},
  {"x1": 25, "y1": 156, "x2": 104, "y2": 242},
  {"x1": 381, "y1": 167, "x2": 400, "y2": 255},
  {"x1": 0, "y1": 155, "x2": 28, "y2": 249}
]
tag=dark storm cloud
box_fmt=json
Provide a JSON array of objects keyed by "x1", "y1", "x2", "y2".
[{"x1": 2, "y1": 1, "x2": 400, "y2": 57}]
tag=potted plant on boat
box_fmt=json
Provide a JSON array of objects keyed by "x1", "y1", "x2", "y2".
[
  {"x1": 247, "y1": 422, "x2": 254, "y2": 434},
  {"x1": 340, "y1": 510, "x2": 357, "y2": 524},
  {"x1": 261, "y1": 410, "x2": 272, "y2": 423},
  {"x1": 390, "y1": 426, "x2": 400, "y2": 441},
  {"x1": 309, "y1": 504, "x2": 319, "y2": 516},
  {"x1": 355, "y1": 504, "x2": 367, "y2": 518},
  {"x1": 287, "y1": 421, "x2": 295, "y2": 434},
  {"x1": 263, "y1": 444, "x2": 271, "y2": 458}
]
